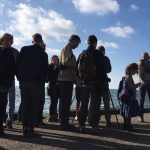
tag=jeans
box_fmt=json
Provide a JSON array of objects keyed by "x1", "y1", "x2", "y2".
[
  {"x1": 7, "y1": 79, "x2": 15, "y2": 122},
  {"x1": 79, "y1": 85, "x2": 101, "y2": 127},
  {"x1": 59, "y1": 81, "x2": 73, "y2": 126},
  {"x1": 0, "y1": 92, "x2": 8, "y2": 128},
  {"x1": 139, "y1": 84, "x2": 150, "y2": 118},
  {"x1": 20, "y1": 81, "x2": 44, "y2": 128}
]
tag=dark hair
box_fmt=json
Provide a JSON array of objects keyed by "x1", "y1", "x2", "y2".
[
  {"x1": 32, "y1": 33, "x2": 42, "y2": 43},
  {"x1": 51, "y1": 55, "x2": 59, "y2": 60},
  {"x1": 69, "y1": 34, "x2": 81, "y2": 43},
  {"x1": 98, "y1": 46, "x2": 105, "y2": 51},
  {"x1": 125, "y1": 63, "x2": 138, "y2": 75},
  {"x1": 87, "y1": 35, "x2": 97, "y2": 45}
]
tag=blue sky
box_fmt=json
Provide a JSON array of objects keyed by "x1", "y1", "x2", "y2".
[{"x1": 0, "y1": 0, "x2": 149, "y2": 88}]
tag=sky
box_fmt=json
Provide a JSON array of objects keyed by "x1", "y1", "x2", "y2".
[{"x1": 0, "y1": 0, "x2": 150, "y2": 89}]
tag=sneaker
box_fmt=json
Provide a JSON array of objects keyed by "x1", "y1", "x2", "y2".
[{"x1": 48, "y1": 116, "x2": 58, "y2": 122}]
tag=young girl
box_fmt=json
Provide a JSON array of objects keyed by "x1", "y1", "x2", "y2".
[{"x1": 119, "y1": 63, "x2": 141, "y2": 132}]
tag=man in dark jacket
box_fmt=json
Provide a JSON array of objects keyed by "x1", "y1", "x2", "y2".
[
  {"x1": 97, "y1": 46, "x2": 112, "y2": 126},
  {"x1": 16, "y1": 33, "x2": 48, "y2": 137},
  {"x1": 77, "y1": 35, "x2": 107, "y2": 133}
]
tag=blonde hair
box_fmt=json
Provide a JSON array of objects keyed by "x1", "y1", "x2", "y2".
[{"x1": 0, "y1": 33, "x2": 13, "y2": 48}]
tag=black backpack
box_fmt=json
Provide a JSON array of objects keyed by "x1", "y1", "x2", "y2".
[
  {"x1": 117, "y1": 77, "x2": 129, "y2": 103},
  {"x1": 78, "y1": 50, "x2": 96, "y2": 82}
]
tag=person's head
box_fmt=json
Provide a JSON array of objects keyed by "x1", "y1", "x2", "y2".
[
  {"x1": 51, "y1": 55, "x2": 59, "y2": 65},
  {"x1": 68, "y1": 34, "x2": 81, "y2": 49},
  {"x1": 32, "y1": 33, "x2": 43, "y2": 45},
  {"x1": 87, "y1": 35, "x2": 97, "y2": 48},
  {"x1": 125, "y1": 63, "x2": 138, "y2": 76},
  {"x1": 142, "y1": 52, "x2": 149, "y2": 60},
  {"x1": 98, "y1": 46, "x2": 105, "y2": 55},
  {"x1": 0, "y1": 33, "x2": 13, "y2": 48},
  {"x1": 39, "y1": 40, "x2": 46, "y2": 51}
]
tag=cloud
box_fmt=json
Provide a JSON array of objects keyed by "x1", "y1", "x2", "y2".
[
  {"x1": 97, "y1": 40, "x2": 119, "y2": 49},
  {"x1": 101, "y1": 26, "x2": 135, "y2": 38},
  {"x1": 72, "y1": 0, "x2": 120, "y2": 15},
  {"x1": 129, "y1": 4, "x2": 139, "y2": 11},
  {"x1": 8, "y1": 3, "x2": 76, "y2": 43},
  {"x1": 46, "y1": 48, "x2": 61, "y2": 59},
  {"x1": 0, "y1": 2, "x2": 5, "y2": 15}
]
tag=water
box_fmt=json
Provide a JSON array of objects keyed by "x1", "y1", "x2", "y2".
[{"x1": 9, "y1": 87, "x2": 150, "y2": 115}]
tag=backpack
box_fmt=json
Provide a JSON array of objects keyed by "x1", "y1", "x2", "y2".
[
  {"x1": 78, "y1": 50, "x2": 96, "y2": 82},
  {"x1": 117, "y1": 77, "x2": 129, "y2": 103}
]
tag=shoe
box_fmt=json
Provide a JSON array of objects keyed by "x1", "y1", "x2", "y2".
[
  {"x1": 79, "y1": 126, "x2": 86, "y2": 134},
  {"x1": 61, "y1": 124, "x2": 76, "y2": 131},
  {"x1": 106, "y1": 122, "x2": 112, "y2": 127},
  {"x1": 48, "y1": 116, "x2": 58, "y2": 122},
  {"x1": 127, "y1": 125, "x2": 137, "y2": 132},
  {"x1": 38, "y1": 121, "x2": 47, "y2": 127},
  {"x1": 0, "y1": 128, "x2": 5, "y2": 136},
  {"x1": 6, "y1": 121, "x2": 13, "y2": 129}
]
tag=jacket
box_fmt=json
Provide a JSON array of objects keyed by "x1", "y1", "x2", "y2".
[{"x1": 16, "y1": 44, "x2": 48, "y2": 83}]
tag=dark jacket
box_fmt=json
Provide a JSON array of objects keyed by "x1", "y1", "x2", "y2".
[
  {"x1": 48, "y1": 64, "x2": 59, "y2": 86},
  {"x1": 16, "y1": 44, "x2": 48, "y2": 83},
  {"x1": 77, "y1": 45, "x2": 107, "y2": 85},
  {"x1": 0, "y1": 46, "x2": 16, "y2": 87}
]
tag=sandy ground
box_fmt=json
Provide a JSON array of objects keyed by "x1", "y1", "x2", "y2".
[{"x1": 0, "y1": 114, "x2": 150, "y2": 150}]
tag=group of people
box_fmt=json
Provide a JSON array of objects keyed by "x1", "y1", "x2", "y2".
[{"x1": 0, "y1": 32, "x2": 150, "y2": 137}]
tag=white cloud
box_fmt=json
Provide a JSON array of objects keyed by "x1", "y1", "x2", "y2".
[
  {"x1": 130, "y1": 4, "x2": 139, "y2": 11},
  {"x1": 97, "y1": 40, "x2": 119, "y2": 49},
  {"x1": 0, "y1": 3, "x2": 5, "y2": 15},
  {"x1": 72, "y1": 0, "x2": 120, "y2": 15},
  {"x1": 101, "y1": 26, "x2": 135, "y2": 38},
  {"x1": 8, "y1": 3, "x2": 76, "y2": 42}
]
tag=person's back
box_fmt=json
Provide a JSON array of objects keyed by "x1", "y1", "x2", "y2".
[
  {"x1": 16, "y1": 33, "x2": 48, "y2": 137},
  {"x1": 77, "y1": 35, "x2": 106, "y2": 133},
  {"x1": 17, "y1": 44, "x2": 48, "y2": 82}
]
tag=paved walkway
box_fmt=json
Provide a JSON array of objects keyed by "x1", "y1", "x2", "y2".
[{"x1": 0, "y1": 114, "x2": 150, "y2": 150}]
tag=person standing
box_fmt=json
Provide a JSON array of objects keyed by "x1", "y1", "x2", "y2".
[
  {"x1": 77, "y1": 35, "x2": 106, "y2": 133},
  {"x1": 118, "y1": 63, "x2": 141, "y2": 131},
  {"x1": 16, "y1": 33, "x2": 48, "y2": 137},
  {"x1": 138, "y1": 52, "x2": 150, "y2": 122},
  {"x1": 0, "y1": 33, "x2": 16, "y2": 136},
  {"x1": 6, "y1": 48, "x2": 19, "y2": 129},
  {"x1": 47, "y1": 55, "x2": 60, "y2": 122},
  {"x1": 58, "y1": 34, "x2": 81, "y2": 130},
  {"x1": 97, "y1": 46, "x2": 112, "y2": 126}
]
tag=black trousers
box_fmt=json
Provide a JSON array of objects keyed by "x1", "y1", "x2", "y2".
[
  {"x1": 20, "y1": 81, "x2": 44, "y2": 128},
  {"x1": 59, "y1": 81, "x2": 73, "y2": 126},
  {"x1": 79, "y1": 85, "x2": 101, "y2": 127},
  {"x1": 0, "y1": 92, "x2": 8, "y2": 128},
  {"x1": 48, "y1": 84, "x2": 60, "y2": 117}
]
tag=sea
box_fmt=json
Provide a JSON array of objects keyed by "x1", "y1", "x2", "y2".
[{"x1": 7, "y1": 87, "x2": 150, "y2": 115}]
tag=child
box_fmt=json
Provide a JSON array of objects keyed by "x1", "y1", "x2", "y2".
[
  {"x1": 119, "y1": 63, "x2": 141, "y2": 132},
  {"x1": 47, "y1": 55, "x2": 60, "y2": 122}
]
